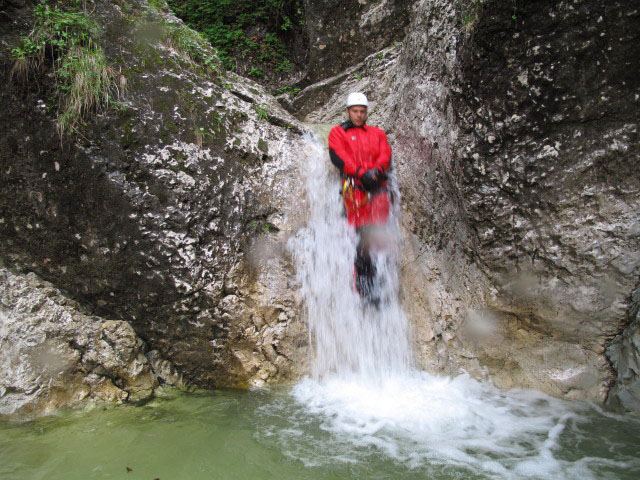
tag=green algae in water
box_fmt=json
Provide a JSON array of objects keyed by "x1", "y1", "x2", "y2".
[{"x1": 1, "y1": 386, "x2": 639, "y2": 480}]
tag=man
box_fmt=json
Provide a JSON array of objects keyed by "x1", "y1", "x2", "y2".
[{"x1": 328, "y1": 92, "x2": 392, "y2": 304}]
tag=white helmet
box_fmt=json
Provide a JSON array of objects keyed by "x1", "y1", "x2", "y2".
[{"x1": 346, "y1": 92, "x2": 368, "y2": 108}]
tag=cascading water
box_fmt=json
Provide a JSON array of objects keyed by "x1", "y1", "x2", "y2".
[
  {"x1": 268, "y1": 130, "x2": 640, "y2": 479},
  {"x1": 289, "y1": 130, "x2": 411, "y2": 381}
]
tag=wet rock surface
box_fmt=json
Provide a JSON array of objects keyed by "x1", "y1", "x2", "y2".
[
  {"x1": 0, "y1": 267, "x2": 162, "y2": 416},
  {"x1": 294, "y1": 0, "x2": 639, "y2": 408},
  {"x1": 0, "y1": 0, "x2": 308, "y2": 399},
  {"x1": 606, "y1": 285, "x2": 640, "y2": 411},
  {"x1": 299, "y1": 0, "x2": 412, "y2": 86}
]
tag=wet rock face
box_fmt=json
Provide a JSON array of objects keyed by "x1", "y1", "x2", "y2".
[
  {"x1": 0, "y1": 0, "x2": 308, "y2": 392},
  {"x1": 454, "y1": 0, "x2": 640, "y2": 343},
  {"x1": 300, "y1": 0, "x2": 413, "y2": 85},
  {"x1": 392, "y1": 0, "x2": 639, "y2": 405},
  {"x1": 0, "y1": 268, "x2": 163, "y2": 416},
  {"x1": 294, "y1": 0, "x2": 639, "y2": 406},
  {"x1": 606, "y1": 286, "x2": 640, "y2": 411}
]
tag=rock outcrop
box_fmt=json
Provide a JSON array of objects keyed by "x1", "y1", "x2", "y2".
[
  {"x1": 0, "y1": 267, "x2": 168, "y2": 416},
  {"x1": 0, "y1": 0, "x2": 308, "y2": 410},
  {"x1": 292, "y1": 0, "x2": 640, "y2": 408}
]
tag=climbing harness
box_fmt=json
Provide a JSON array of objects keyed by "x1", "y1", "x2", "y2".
[{"x1": 342, "y1": 177, "x2": 369, "y2": 208}]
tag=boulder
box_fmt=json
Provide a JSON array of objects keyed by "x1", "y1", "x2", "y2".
[{"x1": 0, "y1": 267, "x2": 160, "y2": 416}]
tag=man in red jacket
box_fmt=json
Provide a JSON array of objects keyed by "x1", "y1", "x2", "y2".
[{"x1": 328, "y1": 92, "x2": 392, "y2": 304}]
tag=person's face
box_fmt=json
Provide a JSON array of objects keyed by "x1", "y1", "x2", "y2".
[{"x1": 347, "y1": 105, "x2": 367, "y2": 127}]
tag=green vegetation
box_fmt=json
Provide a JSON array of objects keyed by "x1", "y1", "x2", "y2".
[
  {"x1": 253, "y1": 105, "x2": 269, "y2": 121},
  {"x1": 148, "y1": 0, "x2": 169, "y2": 11},
  {"x1": 10, "y1": 0, "x2": 121, "y2": 136},
  {"x1": 248, "y1": 67, "x2": 265, "y2": 79},
  {"x1": 457, "y1": 0, "x2": 484, "y2": 32},
  {"x1": 274, "y1": 84, "x2": 300, "y2": 97},
  {"x1": 163, "y1": 21, "x2": 221, "y2": 73},
  {"x1": 135, "y1": 0, "x2": 221, "y2": 74},
  {"x1": 194, "y1": 127, "x2": 216, "y2": 148},
  {"x1": 165, "y1": 0, "x2": 304, "y2": 82},
  {"x1": 248, "y1": 220, "x2": 276, "y2": 234}
]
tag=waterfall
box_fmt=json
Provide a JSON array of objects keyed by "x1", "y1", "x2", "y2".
[
  {"x1": 289, "y1": 130, "x2": 411, "y2": 381},
  {"x1": 270, "y1": 129, "x2": 636, "y2": 478}
]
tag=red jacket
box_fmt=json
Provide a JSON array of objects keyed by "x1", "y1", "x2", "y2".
[
  {"x1": 328, "y1": 121, "x2": 391, "y2": 184},
  {"x1": 328, "y1": 121, "x2": 392, "y2": 227}
]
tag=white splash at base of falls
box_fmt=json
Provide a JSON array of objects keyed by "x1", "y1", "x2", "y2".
[{"x1": 280, "y1": 131, "x2": 639, "y2": 479}]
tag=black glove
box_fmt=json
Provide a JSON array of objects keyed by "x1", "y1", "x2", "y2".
[{"x1": 360, "y1": 169, "x2": 382, "y2": 192}]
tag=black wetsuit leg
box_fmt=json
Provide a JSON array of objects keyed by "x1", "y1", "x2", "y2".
[{"x1": 354, "y1": 227, "x2": 379, "y2": 306}]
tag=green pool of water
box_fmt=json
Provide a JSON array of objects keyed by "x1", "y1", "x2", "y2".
[{"x1": 1, "y1": 386, "x2": 639, "y2": 480}]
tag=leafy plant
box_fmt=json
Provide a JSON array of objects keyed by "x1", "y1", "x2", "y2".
[
  {"x1": 164, "y1": 21, "x2": 221, "y2": 73},
  {"x1": 247, "y1": 220, "x2": 275, "y2": 234},
  {"x1": 148, "y1": 0, "x2": 169, "y2": 11},
  {"x1": 166, "y1": 0, "x2": 304, "y2": 80},
  {"x1": 273, "y1": 84, "x2": 300, "y2": 96},
  {"x1": 10, "y1": 0, "x2": 121, "y2": 136},
  {"x1": 275, "y1": 58, "x2": 292, "y2": 72},
  {"x1": 253, "y1": 105, "x2": 269, "y2": 121},
  {"x1": 248, "y1": 67, "x2": 265, "y2": 79}
]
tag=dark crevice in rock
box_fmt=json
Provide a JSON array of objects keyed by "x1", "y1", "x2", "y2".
[
  {"x1": 230, "y1": 89, "x2": 254, "y2": 104},
  {"x1": 266, "y1": 115, "x2": 305, "y2": 135},
  {"x1": 605, "y1": 281, "x2": 640, "y2": 411}
]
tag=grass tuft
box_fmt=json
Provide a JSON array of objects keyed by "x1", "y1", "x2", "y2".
[
  {"x1": 56, "y1": 46, "x2": 118, "y2": 136},
  {"x1": 10, "y1": 0, "x2": 122, "y2": 137},
  {"x1": 457, "y1": 0, "x2": 484, "y2": 33}
]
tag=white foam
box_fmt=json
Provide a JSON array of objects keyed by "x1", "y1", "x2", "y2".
[
  {"x1": 281, "y1": 131, "x2": 639, "y2": 479},
  {"x1": 256, "y1": 371, "x2": 640, "y2": 479}
]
